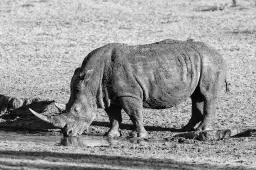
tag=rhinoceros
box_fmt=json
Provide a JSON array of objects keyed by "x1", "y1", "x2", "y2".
[{"x1": 29, "y1": 39, "x2": 228, "y2": 137}]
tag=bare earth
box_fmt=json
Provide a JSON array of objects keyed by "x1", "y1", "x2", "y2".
[{"x1": 0, "y1": 0, "x2": 256, "y2": 169}]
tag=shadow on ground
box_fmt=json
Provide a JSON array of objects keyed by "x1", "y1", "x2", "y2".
[
  {"x1": 229, "y1": 30, "x2": 256, "y2": 35},
  {"x1": 0, "y1": 94, "x2": 255, "y2": 141},
  {"x1": 194, "y1": 4, "x2": 248, "y2": 12},
  {"x1": 91, "y1": 121, "x2": 184, "y2": 132},
  {"x1": 0, "y1": 150, "x2": 250, "y2": 170},
  {"x1": 0, "y1": 94, "x2": 185, "y2": 133}
]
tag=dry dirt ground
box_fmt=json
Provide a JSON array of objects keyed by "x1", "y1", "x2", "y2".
[{"x1": 0, "y1": 0, "x2": 256, "y2": 169}]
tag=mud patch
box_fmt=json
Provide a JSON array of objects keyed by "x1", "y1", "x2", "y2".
[
  {"x1": 60, "y1": 136, "x2": 112, "y2": 147},
  {"x1": 0, "y1": 130, "x2": 61, "y2": 147},
  {"x1": 0, "y1": 130, "x2": 255, "y2": 169},
  {"x1": 0, "y1": 130, "x2": 151, "y2": 148}
]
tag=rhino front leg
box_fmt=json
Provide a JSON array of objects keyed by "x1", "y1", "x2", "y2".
[
  {"x1": 105, "y1": 105, "x2": 122, "y2": 138},
  {"x1": 119, "y1": 97, "x2": 148, "y2": 138},
  {"x1": 183, "y1": 99, "x2": 204, "y2": 131}
]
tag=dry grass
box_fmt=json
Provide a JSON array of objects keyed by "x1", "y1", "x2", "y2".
[
  {"x1": 2, "y1": 0, "x2": 254, "y2": 128},
  {"x1": 0, "y1": 0, "x2": 256, "y2": 167}
]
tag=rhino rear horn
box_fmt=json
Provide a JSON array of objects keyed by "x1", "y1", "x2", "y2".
[{"x1": 54, "y1": 103, "x2": 66, "y2": 112}]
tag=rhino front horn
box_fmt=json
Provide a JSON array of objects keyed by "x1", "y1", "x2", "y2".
[
  {"x1": 54, "y1": 103, "x2": 66, "y2": 112},
  {"x1": 29, "y1": 108, "x2": 67, "y2": 128}
]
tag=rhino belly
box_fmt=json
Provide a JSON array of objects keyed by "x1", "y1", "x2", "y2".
[
  {"x1": 136, "y1": 59, "x2": 198, "y2": 109},
  {"x1": 142, "y1": 81, "x2": 192, "y2": 109}
]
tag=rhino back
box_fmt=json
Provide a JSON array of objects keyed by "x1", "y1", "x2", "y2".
[{"x1": 110, "y1": 42, "x2": 202, "y2": 109}]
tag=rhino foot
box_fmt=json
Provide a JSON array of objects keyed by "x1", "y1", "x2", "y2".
[
  {"x1": 128, "y1": 130, "x2": 148, "y2": 138},
  {"x1": 128, "y1": 131, "x2": 137, "y2": 138},
  {"x1": 195, "y1": 125, "x2": 212, "y2": 131},
  {"x1": 195, "y1": 122, "x2": 213, "y2": 131},
  {"x1": 106, "y1": 130, "x2": 121, "y2": 138}
]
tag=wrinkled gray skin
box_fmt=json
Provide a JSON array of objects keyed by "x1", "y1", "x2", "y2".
[{"x1": 30, "y1": 39, "x2": 228, "y2": 137}]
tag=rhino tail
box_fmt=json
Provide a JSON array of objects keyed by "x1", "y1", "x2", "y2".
[{"x1": 225, "y1": 79, "x2": 230, "y2": 93}]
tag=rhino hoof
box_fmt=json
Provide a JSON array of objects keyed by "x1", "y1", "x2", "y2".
[
  {"x1": 128, "y1": 131, "x2": 138, "y2": 138},
  {"x1": 106, "y1": 130, "x2": 121, "y2": 138},
  {"x1": 128, "y1": 131, "x2": 148, "y2": 138},
  {"x1": 138, "y1": 131, "x2": 148, "y2": 138}
]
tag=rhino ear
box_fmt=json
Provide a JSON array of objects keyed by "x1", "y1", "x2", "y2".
[{"x1": 80, "y1": 69, "x2": 94, "y2": 81}]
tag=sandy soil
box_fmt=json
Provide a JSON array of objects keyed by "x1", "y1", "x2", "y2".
[{"x1": 0, "y1": 0, "x2": 256, "y2": 169}]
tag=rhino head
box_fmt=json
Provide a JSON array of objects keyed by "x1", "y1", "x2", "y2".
[{"x1": 29, "y1": 68, "x2": 97, "y2": 136}]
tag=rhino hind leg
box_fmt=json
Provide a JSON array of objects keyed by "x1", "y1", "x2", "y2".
[
  {"x1": 196, "y1": 98, "x2": 217, "y2": 131},
  {"x1": 182, "y1": 91, "x2": 204, "y2": 131},
  {"x1": 195, "y1": 70, "x2": 224, "y2": 131},
  {"x1": 119, "y1": 97, "x2": 148, "y2": 138},
  {"x1": 105, "y1": 105, "x2": 122, "y2": 138}
]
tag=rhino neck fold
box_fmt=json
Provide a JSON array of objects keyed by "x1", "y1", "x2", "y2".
[
  {"x1": 96, "y1": 81, "x2": 106, "y2": 109},
  {"x1": 83, "y1": 51, "x2": 108, "y2": 110}
]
